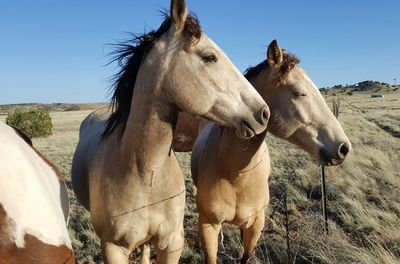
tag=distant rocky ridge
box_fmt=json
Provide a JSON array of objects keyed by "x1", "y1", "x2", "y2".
[
  {"x1": 0, "y1": 102, "x2": 107, "y2": 114},
  {"x1": 1, "y1": 80, "x2": 399, "y2": 114},
  {"x1": 320, "y1": 80, "x2": 399, "y2": 93}
]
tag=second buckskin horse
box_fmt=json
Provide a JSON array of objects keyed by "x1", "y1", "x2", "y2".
[{"x1": 191, "y1": 40, "x2": 351, "y2": 263}]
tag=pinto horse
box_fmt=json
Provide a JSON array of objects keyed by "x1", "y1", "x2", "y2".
[
  {"x1": 0, "y1": 122, "x2": 75, "y2": 264},
  {"x1": 71, "y1": 0, "x2": 268, "y2": 263},
  {"x1": 191, "y1": 40, "x2": 352, "y2": 263}
]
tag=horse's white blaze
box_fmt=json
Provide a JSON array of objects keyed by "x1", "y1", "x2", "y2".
[{"x1": 0, "y1": 122, "x2": 71, "y2": 249}]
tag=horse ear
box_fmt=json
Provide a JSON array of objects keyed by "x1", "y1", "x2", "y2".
[
  {"x1": 170, "y1": 0, "x2": 188, "y2": 31},
  {"x1": 267, "y1": 39, "x2": 283, "y2": 67}
]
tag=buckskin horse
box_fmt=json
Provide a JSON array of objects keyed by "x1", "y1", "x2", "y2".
[
  {"x1": 71, "y1": 0, "x2": 269, "y2": 263},
  {"x1": 191, "y1": 40, "x2": 351, "y2": 263}
]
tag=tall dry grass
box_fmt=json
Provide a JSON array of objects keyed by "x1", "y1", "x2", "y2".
[{"x1": 1, "y1": 91, "x2": 398, "y2": 263}]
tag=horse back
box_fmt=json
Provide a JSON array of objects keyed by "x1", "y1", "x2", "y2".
[{"x1": 71, "y1": 108, "x2": 109, "y2": 210}]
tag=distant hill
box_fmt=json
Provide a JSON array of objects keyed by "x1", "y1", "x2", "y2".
[
  {"x1": 0, "y1": 102, "x2": 107, "y2": 114},
  {"x1": 1, "y1": 80, "x2": 399, "y2": 114},
  {"x1": 320, "y1": 80, "x2": 399, "y2": 93}
]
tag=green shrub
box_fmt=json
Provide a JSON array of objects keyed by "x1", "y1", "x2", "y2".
[{"x1": 6, "y1": 110, "x2": 53, "y2": 138}]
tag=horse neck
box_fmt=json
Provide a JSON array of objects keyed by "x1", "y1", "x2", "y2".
[
  {"x1": 216, "y1": 126, "x2": 267, "y2": 173},
  {"x1": 249, "y1": 68, "x2": 277, "y2": 105},
  {"x1": 215, "y1": 72, "x2": 273, "y2": 173},
  {"x1": 121, "y1": 62, "x2": 177, "y2": 178}
]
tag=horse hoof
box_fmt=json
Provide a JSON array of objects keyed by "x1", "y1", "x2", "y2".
[{"x1": 241, "y1": 255, "x2": 259, "y2": 264}]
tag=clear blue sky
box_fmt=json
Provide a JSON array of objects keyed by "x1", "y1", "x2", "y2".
[{"x1": 0, "y1": 0, "x2": 399, "y2": 104}]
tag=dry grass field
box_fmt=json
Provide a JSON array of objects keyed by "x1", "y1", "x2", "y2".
[{"x1": 1, "y1": 88, "x2": 399, "y2": 263}]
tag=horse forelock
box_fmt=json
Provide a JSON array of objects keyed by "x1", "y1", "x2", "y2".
[
  {"x1": 244, "y1": 51, "x2": 300, "y2": 82},
  {"x1": 101, "y1": 13, "x2": 202, "y2": 141}
]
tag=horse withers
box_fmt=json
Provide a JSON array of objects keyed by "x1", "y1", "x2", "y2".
[
  {"x1": 191, "y1": 40, "x2": 351, "y2": 263},
  {"x1": 71, "y1": 0, "x2": 268, "y2": 263},
  {"x1": 0, "y1": 122, "x2": 75, "y2": 264}
]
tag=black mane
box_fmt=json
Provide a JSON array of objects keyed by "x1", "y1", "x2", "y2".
[
  {"x1": 244, "y1": 60, "x2": 269, "y2": 81},
  {"x1": 102, "y1": 14, "x2": 201, "y2": 140}
]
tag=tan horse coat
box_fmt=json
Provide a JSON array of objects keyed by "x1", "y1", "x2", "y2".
[
  {"x1": 191, "y1": 40, "x2": 351, "y2": 263},
  {"x1": 71, "y1": 1, "x2": 268, "y2": 263}
]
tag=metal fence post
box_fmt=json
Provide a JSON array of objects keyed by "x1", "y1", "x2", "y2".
[
  {"x1": 320, "y1": 165, "x2": 328, "y2": 234},
  {"x1": 320, "y1": 99, "x2": 340, "y2": 234}
]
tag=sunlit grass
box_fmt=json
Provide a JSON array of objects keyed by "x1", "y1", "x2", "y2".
[{"x1": 1, "y1": 91, "x2": 399, "y2": 263}]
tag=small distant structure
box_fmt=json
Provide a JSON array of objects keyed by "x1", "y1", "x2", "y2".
[{"x1": 371, "y1": 94, "x2": 384, "y2": 98}]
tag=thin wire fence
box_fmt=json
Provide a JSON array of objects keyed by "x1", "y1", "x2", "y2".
[
  {"x1": 321, "y1": 98, "x2": 341, "y2": 234},
  {"x1": 257, "y1": 98, "x2": 342, "y2": 263}
]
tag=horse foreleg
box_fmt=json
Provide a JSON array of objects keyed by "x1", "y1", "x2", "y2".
[
  {"x1": 240, "y1": 211, "x2": 265, "y2": 264},
  {"x1": 141, "y1": 243, "x2": 151, "y2": 264},
  {"x1": 199, "y1": 214, "x2": 221, "y2": 264},
  {"x1": 101, "y1": 241, "x2": 129, "y2": 264},
  {"x1": 154, "y1": 223, "x2": 184, "y2": 264}
]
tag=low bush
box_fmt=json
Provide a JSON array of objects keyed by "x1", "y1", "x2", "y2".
[{"x1": 6, "y1": 110, "x2": 53, "y2": 138}]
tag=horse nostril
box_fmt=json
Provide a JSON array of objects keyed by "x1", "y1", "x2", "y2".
[
  {"x1": 338, "y1": 142, "x2": 350, "y2": 159},
  {"x1": 259, "y1": 106, "x2": 270, "y2": 126}
]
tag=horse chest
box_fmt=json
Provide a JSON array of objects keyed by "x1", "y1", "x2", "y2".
[
  {"x1": 91, "y1": 155, "x2": 185, "y2": 245},
  {"x1": 199, "y1": 156, "x2": 269, "y2": 225},
  {"x1": 102, "y1": 186, "x2": 185, "y2": 249}
]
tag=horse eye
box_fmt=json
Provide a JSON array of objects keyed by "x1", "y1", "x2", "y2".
[
  {"x1": 292, "y1": 91, "x2": 306, "y2": 97},
  {"x1": 202, "y1": 54, "x2": 217, "y2": 64}
]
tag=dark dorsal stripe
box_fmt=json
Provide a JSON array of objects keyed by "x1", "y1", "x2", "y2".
[
  {"x1": 101, "y1": 14, "x2": 202, "y2": 140},
  {"x1": 10, "y1": 125, "x2": 33, "y2": 146}
]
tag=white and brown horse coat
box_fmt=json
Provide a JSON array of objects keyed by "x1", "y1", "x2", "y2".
[{"x1": 0, "y1": 122, "x2": 75, "y2": 264}]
